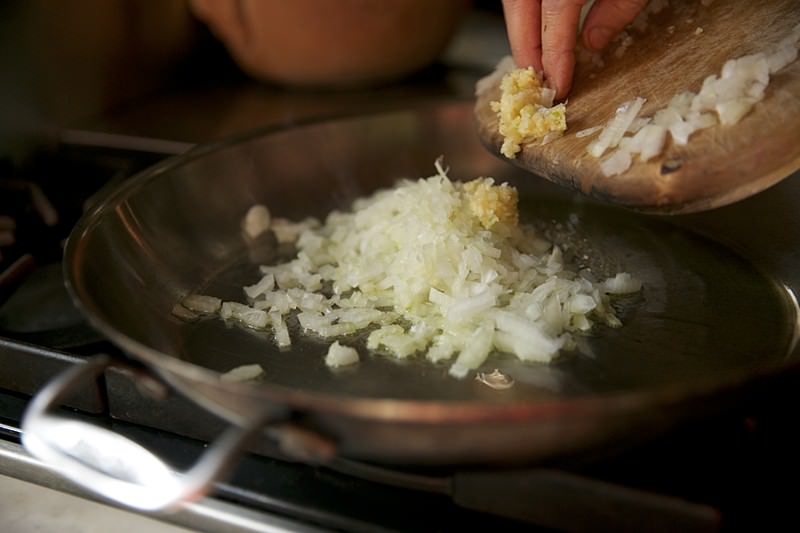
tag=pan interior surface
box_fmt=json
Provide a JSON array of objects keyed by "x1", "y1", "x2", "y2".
[
  {"x1": 178, "y1": 194, "x2": 796, "y2": 403},
  {"x1": 69, "y1": 102, "x2": 798, "y2": 407}
]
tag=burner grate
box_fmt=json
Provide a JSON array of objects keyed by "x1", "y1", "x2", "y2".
[{"x1": 0, "y1": 144, "x2": 169, "y2": 410}]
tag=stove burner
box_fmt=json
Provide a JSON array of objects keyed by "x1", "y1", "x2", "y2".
[
  {"x1": 0, "y1": 177, "x2": 61, "y2": 300},
  {"x1": 0, "y1": 254, "x2": 35, "y2": 304},
  {"x1": 0, "y1": 264, "x2": 81, "y2": 332},
  {"x1": 0, "y1": 144, "x2": 167, "y2": 405},
  {"x1": 0, "y1": 263, "x2": 107, "y2": 349},
  {"x1": 0, "y1": 145, "x2": 167, "y2": 335},
  {"x1": 0, "y1": 215, "x2": 15, "y2": 250}
]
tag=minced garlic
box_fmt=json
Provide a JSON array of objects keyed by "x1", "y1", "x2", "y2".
[
  {"x1": 490, "y1": 67, "x2": 567, "y2": 158},
  {"x1": 463, "y1": 178, "x2": 518, "y2": 229}
]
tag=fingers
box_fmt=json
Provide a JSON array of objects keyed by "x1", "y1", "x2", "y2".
[
  {"x1": 188, "y1": 0, "x2": 246, "y2": 49},
  {"x1": 502, "y1": 0, "x2": 543, "y2": 71},
  {"x1": 582, "y1": 0, "x2": 648, "y2": 51},
  {"x1": 541, "y1": 0, "x2": 587, "y2": 99}
]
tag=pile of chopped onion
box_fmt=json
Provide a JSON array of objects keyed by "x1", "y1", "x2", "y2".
[
  {"x1": 192, "y1": 160, "x2": 640, "y2": 378},
  {"x1": 583, "y1": 23, "x2": 800, "y2": 176}
]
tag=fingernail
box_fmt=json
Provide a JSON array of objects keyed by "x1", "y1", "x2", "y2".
[{"x1": 587, "y1": 26, "x2": 614, "y2": 51}]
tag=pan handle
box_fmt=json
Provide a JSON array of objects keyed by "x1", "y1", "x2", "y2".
[{"x1": 21, "y1": 355, "x2": 275, "y2": 512}]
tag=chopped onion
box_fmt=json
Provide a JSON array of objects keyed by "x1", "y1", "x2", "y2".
[
  {"x1": 221, "y1": 163, "x2": 639, "y2": 378},
  {"x1": 569, "y1": 293, "x2": 597, "y2": 314},
  {"x1": 220, "y1": 302, "x2": 269, "y2": 329},
  {"x1": 171, "y1": 303, "x2": 198, "y2": 321},
  {"x1": 244, "y1": 273, "x2": 275, "y2": 299},
  {"x1": 587, "y1": 97, "x2": 646, "y2": 158},
  {"x1": 602, "y1": 273, "x2": 643, "y2": 294},
  {"x1": 448, "y1": 321, "x2": 494, "y2": 378},
  {"x1": 668, "y1": 118, "x2": 694, "y2": 145},
  {"x1": 686, "y1": 111, "x2": 717, "y2": 132},
  {"x1": 325, "y1": 341, "x2": 359, "y2": 368},
  {"x1": 590, "y1": 24, "x2": 800, "y2": 176},
  {"x1": 446, "y1": 289, "x2": 497, "y2": 323},
  {"x1": 575, "y1": 126, "x2": 603, "y2": 138},
  {"x1": 637, "y1": 124, "x2": 667, "y2": 162},
  {"x1": 627, "y1": 117, "x2": 652, "y2": 134},
  {"x1": 426, "y1": 337, "x2": 456, "y2": 363},
  {"x1": 715, "y1": 97, "x2": 757, "y2": 126},
  {"x1": 600, "y1": 148, "x2": 633, "y2": 177},
  {"x1": 269, "y1": 310, "x2": 291, "y2": 348},
  {"x1": 271, "y1": 217, "x2": 320, "y2": 244},
  {"x1": 182, "y1": 294, "x2": 222, "y2": 314},
  {"x1": 669, "y1": 91, "x2": 694, "y2": 116},
  {"x1": 768, "y1": 33, "x2": 800, "y2": 73},
  {"x1": 493, "y1": 310, "x2": 563, "y2": 360},
  {"x1": 242, "y1": 205, "x2": 271, "y2": 239},
  {"x1": 220, "y1": 364, "x2": 264, "y2": 383}
]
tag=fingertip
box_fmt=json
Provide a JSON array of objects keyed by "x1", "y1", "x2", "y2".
[
  {"x1": 543, "y1": 70, "x2": 566, "y2": 101},
  {"x1": 543, "y1": 52, "x2": 575, "y2": 101},
  {"x1": 584, "y1": 25, "x2": 614, "y2": 51},
  {"x1": 553, "y1": 76, "x2": 572, "y2": 101}
]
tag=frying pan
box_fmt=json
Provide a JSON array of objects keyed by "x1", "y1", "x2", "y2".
[{"x1": 22, "y1": 101, "x2": 800, "y2": 511}]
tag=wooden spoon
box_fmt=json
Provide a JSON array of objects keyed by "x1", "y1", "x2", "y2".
[{"x1": 475, "y1": 0, "x2": 800, "y2": 214}]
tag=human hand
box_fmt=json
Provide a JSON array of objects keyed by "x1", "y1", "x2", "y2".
[{"x1": 502, "y1": 0, "x2": 647, "y2": 99}]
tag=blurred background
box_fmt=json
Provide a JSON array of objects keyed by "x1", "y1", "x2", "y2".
[
  {"x1": 0, "y1": 0, "x2": 511, "y2": 162},
  {"x1": 0, "y1": 3, "x2": 513, "y2": 530}
]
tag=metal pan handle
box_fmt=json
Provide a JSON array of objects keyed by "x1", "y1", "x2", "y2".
[{"x1": 21, "y1": 355, "x2": 274, "y2": 511}]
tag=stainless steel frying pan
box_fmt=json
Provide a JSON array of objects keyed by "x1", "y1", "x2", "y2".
[{"x1": 22, "y1": 101, "x2": 800, "y2": 511}]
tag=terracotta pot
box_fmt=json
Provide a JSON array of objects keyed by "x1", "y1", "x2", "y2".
[{"x1": 189, "y1": 0, "x2": 471, "y2": 87}]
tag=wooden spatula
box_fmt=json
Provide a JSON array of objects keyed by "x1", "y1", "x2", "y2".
[{"x1": 475, "y1": 0, "x2": 800, "y2": 214}]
